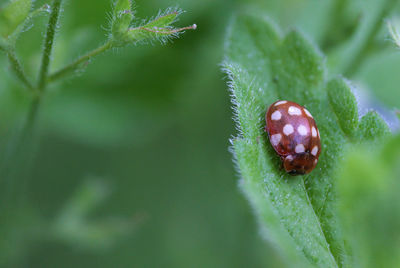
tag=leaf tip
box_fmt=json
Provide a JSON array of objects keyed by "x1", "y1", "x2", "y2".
[
  {"x1": 282, "y1": 29, "x2": 326, "y2": 88},
  {"x1": 358, "y1": 111, "x2": 391, "y2": 141},
  {"x1": 327, "y1": 76, "x2": 359, "y2": 136}
]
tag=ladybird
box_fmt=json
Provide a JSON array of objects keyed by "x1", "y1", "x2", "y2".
[{"x1": 265, "y1": 100, "x2": 321, "y2": 175}]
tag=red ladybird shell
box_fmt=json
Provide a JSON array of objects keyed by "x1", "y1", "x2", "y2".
[{"x1": 265, "y1": 100, "x2": 321, "y2": 175}]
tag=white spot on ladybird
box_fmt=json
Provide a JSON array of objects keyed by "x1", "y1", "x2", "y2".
[
  {"x1": 270, "y1": 134, "x2": 282, "y2": 146},
  {"x1": 295, "y1": 144, "x2": 305, "y2": 153},
  {"x1": 311, "y1": 146, "x2": 319, "y2": 156},
  {"x1": 304, "y1": 108, "x2": 313, "y2": 118},
  {"x1": 311, "y1": 127, "x2": 317, "y2": 137},
  {"x1": 283, "y1": 124, "x2": 294, "y2": 136},
  {"x1": 286, "y1": 155, "x2": 293, "y2": 161},
  {"x1": 297, "y1": 125, "x2": 308, "y2": 136},
  {"x1": 274, "y1": 100, "x2": 287, "y2": 106},
  {"x1": 288, "y1": 106, "x2": 302, "y2": 116},
  {"x1": 271, "y1": 111, "x2": 282, "y2": 121}
]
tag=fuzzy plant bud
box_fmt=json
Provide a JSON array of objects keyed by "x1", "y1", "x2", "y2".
[
  {"x1": 126, "y1": 8, "x2": 196, "y2": 45},
  {"x1": 111, "y1": 0, "x2": 133, "y2": 42}
]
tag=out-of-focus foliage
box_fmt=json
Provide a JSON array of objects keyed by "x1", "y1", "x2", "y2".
[
  {"x1": 337, "y1": 134, "x2": 400, "y2": 268},
  {"x1": 0, "y1": 0, "x2": 32, "y2": 38},
  {"x1": 0, "y1": 0, "x2": 279, "y2": 267}
]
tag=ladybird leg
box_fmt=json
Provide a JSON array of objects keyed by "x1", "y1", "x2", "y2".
[{"x1": 279, "y1": 155, "x2": 285, "y2": 170}]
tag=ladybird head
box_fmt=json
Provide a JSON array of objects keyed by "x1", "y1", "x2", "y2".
[{"x1": 283, "y1": 153, "x2": 317, "y2": 176}]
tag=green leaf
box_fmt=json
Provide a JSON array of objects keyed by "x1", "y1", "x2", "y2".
[
  {"x1": 327, "y1": 77, "x2": 359, "y2": 137},
  {"x1": 224, "y1": 12, "x2": 390, "y2": 267},
  {"x1": 357, "y1": 111, "x2": 390, "y2": 141},
  {"x1": 0, "y1": 0, "x2": 32, "y2": 38},
  {"x1": 337, "y1": 134, "x2": 400, "y2": 268},
  {"x1": 143, "y1": 9, "x2": 180, "y2": 28},
  {"x1": 111, "y1": 0, "x2": 133, "y2": 39},
  {"x1": 125, "y1": 8, "x2": 196, "y2": 45}
]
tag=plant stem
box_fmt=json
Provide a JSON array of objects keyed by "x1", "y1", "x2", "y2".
[
  {"x1": 7, "y1": 49, "x2": 35, "y2": 91},
  {"x1": 38, "y1": 0, "x2": 62, "y2": 91},
  {"x1": 48, "y1": 41, "x2": 113, "y2": 83},
  {"x1": 1, "y1": 0, "x2": 62, "y2": 185},
  {"x1": 344, "y1": 0, "x2": 397, "y2": 76},
  {"x1": 21, "y1": 0, "x2": 63, "y2": 156},
  {"x1": 0, "y1": 96, "x2": 41, "y2": 212},
  {"x1": 0, "y1": 0, "x2": 63, "y2": 184},
  {"x1": 23, "y1": 97, "x2": 41, "y2": 140}
]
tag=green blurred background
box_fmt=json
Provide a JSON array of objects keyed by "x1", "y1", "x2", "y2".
[{"x1": 0, "y1": 0, "x2": 399, "y2": 267}]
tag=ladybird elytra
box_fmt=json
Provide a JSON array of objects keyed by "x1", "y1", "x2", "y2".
[{"x1": 265, "y1": 100, "x2": 321, "y2": 175}]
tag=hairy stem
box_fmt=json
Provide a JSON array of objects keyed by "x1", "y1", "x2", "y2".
[
  {"x1": 7, "y1": 49, "x2": 35, "y2": 91},
  {"x1": 344, "y1": 0, "x2": 397, "y2": 76},
  {"x1": 48, "y1": 41, "x2": 113, "y2": 82},
  {"x1": 1, "y1": 0, "x2": 63, "y2": 185},
  {"x1": 38, "y1": 0, "x2": 62, "y2": 91}
]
